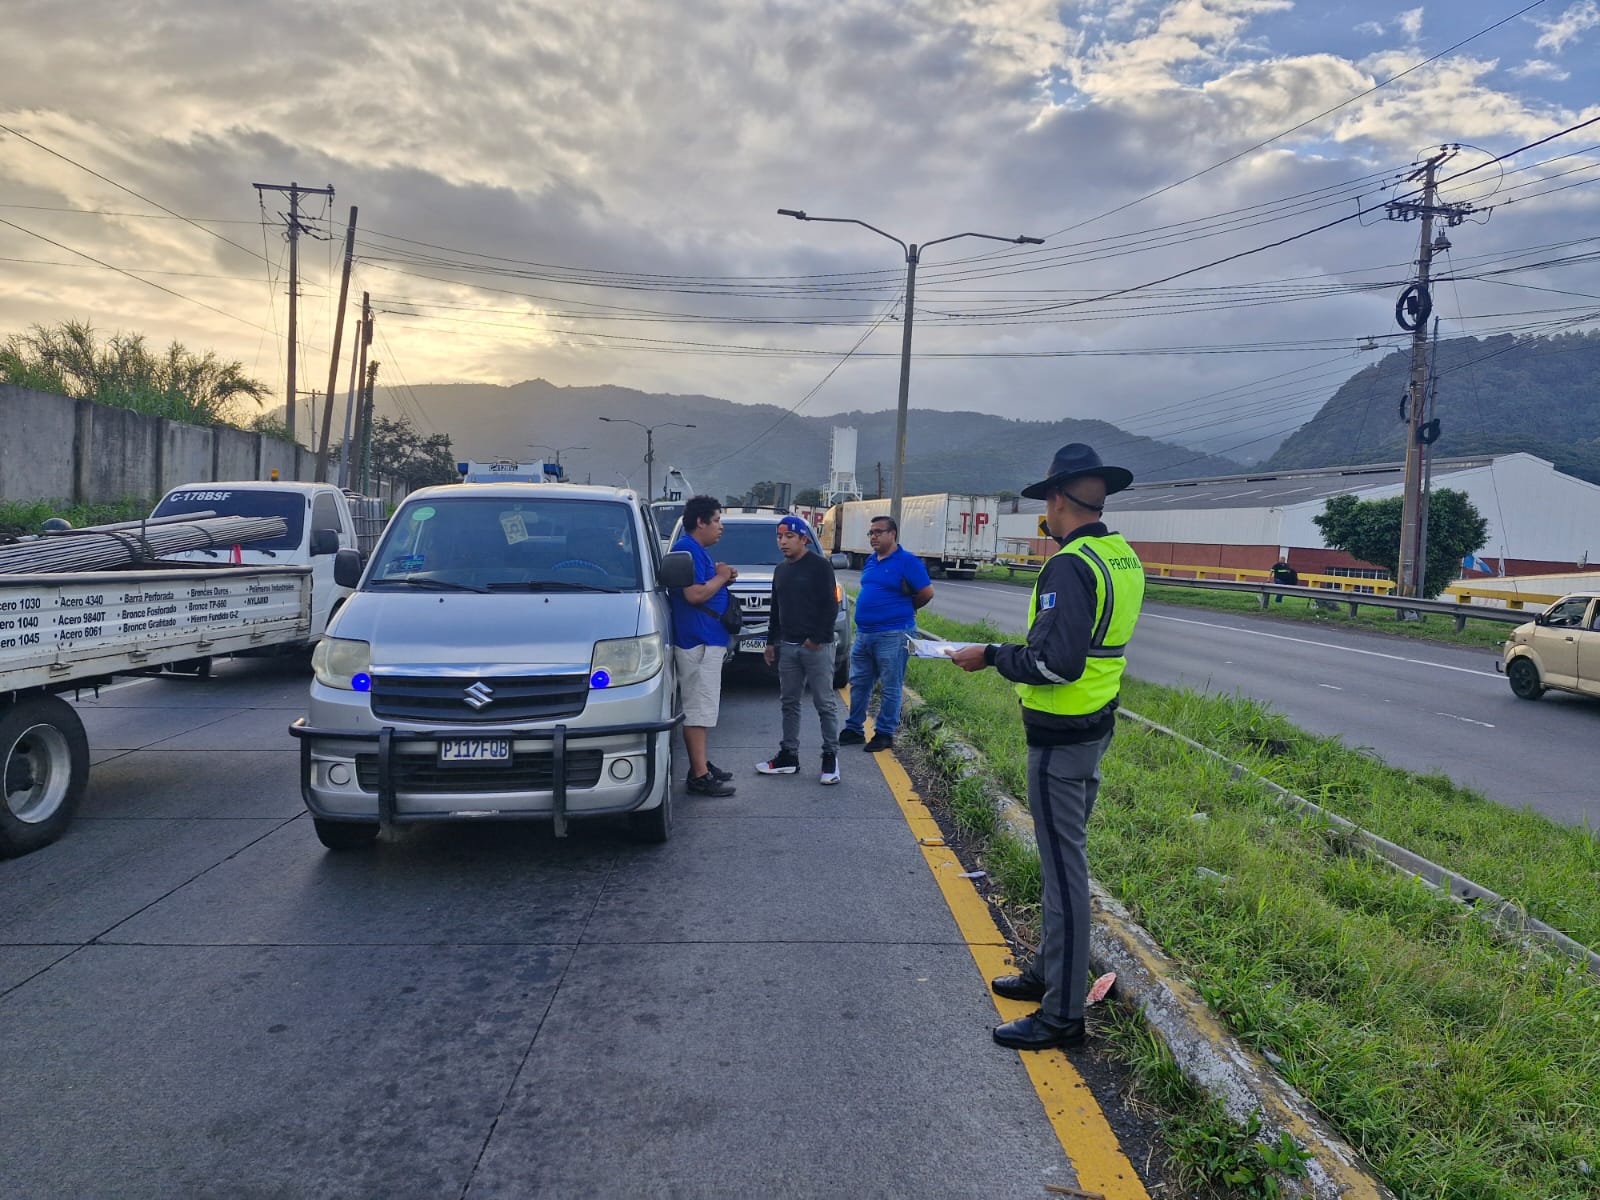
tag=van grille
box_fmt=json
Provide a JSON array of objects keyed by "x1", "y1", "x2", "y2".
[
  {"x1": 354, "y1": 749, "x2": 604, "y2": 793},
  {"x1": 369, "y1": 673, "x2": 589, "y2": 724}
]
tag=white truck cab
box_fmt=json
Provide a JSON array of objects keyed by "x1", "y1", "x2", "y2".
[{"x1": 150, "y1": 481, "x2": 372, "y2": 642}]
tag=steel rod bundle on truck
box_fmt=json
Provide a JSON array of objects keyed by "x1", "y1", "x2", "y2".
[
  {"x1": 0, "y1": 563, "x2": 314, "y2": 858},
  {"x1": 0, "y1": 515, "x2": 289, "y2": 575}
]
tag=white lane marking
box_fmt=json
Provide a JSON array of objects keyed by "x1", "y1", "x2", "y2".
[
  {"x1": 1435, "y1": 712, "x2": 1496, "y2": 729},
  {"x1": 1138, "y1": 612, "x2": 1504, "y2": 679},
  {"x1": 1318, "y1": 684, "x2": 1343, "y2": 690}
]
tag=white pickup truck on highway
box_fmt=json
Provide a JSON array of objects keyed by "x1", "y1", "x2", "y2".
[
  {"x1": 150, "y1": 480, "x2": 384, "y2": 642},
  {"x1": 0, "y1": 562, "x2": 313, "y2": 857}
]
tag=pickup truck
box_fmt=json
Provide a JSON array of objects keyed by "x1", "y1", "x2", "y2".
[
  {"x1": 150, "y1": 481, "x2": 383, "y2": 644},
  {"x1": 0, "y1": 563, "x2": 313, "y2": 857}
]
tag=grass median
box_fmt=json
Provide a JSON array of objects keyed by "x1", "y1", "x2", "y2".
[
  {"x1": 977, "y1": 566, "x2": 1517, "y2": 652},
  {"x1": 906, "y1": 608, "x2": 1600, "y2": 1199}
]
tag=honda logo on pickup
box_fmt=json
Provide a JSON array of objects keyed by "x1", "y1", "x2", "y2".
[{"x1": 463, "y1": 681, "x2": 495, "y2": 710}]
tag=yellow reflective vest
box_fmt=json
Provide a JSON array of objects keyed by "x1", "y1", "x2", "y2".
[{"x1": 1016, "y1": 532, "x2": 1145, "y2": 717}]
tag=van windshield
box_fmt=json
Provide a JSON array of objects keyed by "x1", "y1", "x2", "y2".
[
  {"x1": 714, "y1": 523, "x2": 786, "y2": 567},
  {"x1": 368, "y1": 496, "x2": 644, "y2": 592},
  {"x1": 151, "y1": 488, "x2": 306, "y2": 551}
]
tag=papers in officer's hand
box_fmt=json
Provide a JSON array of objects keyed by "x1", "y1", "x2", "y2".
[{"x1": 909, "y1": 638, "x2": 984, "y2": 659}]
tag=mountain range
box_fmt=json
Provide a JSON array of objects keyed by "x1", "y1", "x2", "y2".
[
  {"x1": 374, "y1": 379, "x2": 1244, "y2": 500},
  {"x1": 1266, "y1": 330, "x2": 1600, "y2": 484}
]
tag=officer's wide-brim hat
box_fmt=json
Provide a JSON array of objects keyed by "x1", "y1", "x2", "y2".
[{"x1": 1020, "y1": 442, "x2": 1134, "y2": 501}]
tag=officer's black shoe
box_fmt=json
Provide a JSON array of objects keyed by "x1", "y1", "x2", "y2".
[
  {"x1": 992, "y1": 1011, "x2": 1085, "y2": 1051},
  {"x1": 990, "y1": 973, "x2": 1046, "y2": 1002},
  {"x1": 838, "y1": 728, "x2": 866, "y2": 745}
]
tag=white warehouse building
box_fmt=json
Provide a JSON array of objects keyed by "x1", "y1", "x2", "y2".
[{"x1": 996, "y1": 453, "x2": 1600, "y2": 580}]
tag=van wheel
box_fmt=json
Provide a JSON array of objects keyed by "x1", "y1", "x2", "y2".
[
  {"x1": 1507, "y1": 657, "x2": 1544, "y2": 701},
  {"x1": 0, "y1": 695, "x2": 89, "y2": 858},
  {"x1": 630, "y1": 741, "x2": 675, "y2": 843},
  {"x1": 313, "y1": 818, "x2": 380, "y2": 850}
]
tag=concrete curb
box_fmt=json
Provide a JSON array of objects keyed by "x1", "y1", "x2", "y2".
[{"x1": 897, "y1": 688, "x2": 1394, "y2": 1200}]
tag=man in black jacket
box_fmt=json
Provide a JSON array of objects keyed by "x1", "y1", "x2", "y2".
[{"x1": 756, "y1": 516, "x2": 842, "y2": 785}]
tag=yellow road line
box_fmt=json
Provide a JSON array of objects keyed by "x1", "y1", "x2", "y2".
[{"x1": 868, "y1": 739, "x2": 1150, "y2": 1200}]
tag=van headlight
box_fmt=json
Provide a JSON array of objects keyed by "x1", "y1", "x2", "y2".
[
  {"x1": 590, "y1": 634, "x2": 663, "y2": 689},
  {"x1": 312, "y1": 637, "x2": 372, "y2": 691}
]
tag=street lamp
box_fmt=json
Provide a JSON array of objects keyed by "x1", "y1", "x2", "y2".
[
  {"x1": 526, "y1": 443, "x2": 588, "y2": 468},
  {"x1": 777, "y1": 208, "x2": 1042, "y2": 526},
  {"x1": 597, "y1": 417, "x2": 696, "y2": 500}
]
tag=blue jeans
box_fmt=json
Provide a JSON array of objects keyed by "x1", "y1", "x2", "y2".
[{"x1": 845, "y1": 628, "x2": 910, "y2": 737}]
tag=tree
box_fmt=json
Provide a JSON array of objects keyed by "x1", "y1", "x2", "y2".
[
  {"x1": 1, "y1": 319, "x2": 268, "y2": 425},
  {"x1": 370, "y1": 414, "x2": 457, "y2": 487},
  {"x1": 1313, "y1": 488, "x2": 1488, "y2": 598},
  {"x1": 794, "y1": 487, "x2": 825, "y2": 507}
]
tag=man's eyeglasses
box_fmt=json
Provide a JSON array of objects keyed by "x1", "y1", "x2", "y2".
[{"x1": 868, "y1": 528, "x2": 892, "y2": 536}]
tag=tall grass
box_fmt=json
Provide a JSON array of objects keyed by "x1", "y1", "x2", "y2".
[{"x1": 907, "y1": 608, "x2": 1600, "y2": 1198}]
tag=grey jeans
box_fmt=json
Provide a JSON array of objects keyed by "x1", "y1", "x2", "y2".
[
  {"x1": 777, "y1": 642, "x2": 840, "y2": 755},
  {"x1": 1023, "y1": 732, "x2": 1112, "y2": 1022}
]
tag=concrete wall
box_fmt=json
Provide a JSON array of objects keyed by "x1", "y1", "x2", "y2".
[
  {"x1": 159, "y1": 419, "x2": 215, "y2": 494},
  {"x1": 87, "y1": 402, "x2": 161, "y2": 503},
  {"x1": 213, "y1": 426, "x2": 258, "y2": 482},
  {"x1": 0, "y1": 384, "x2": 78, "y2": 500}
]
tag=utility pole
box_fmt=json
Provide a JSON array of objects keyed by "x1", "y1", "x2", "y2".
[
  {"x1": 875, "y1": 461, "x2": 884, "y2": 500},
  {"x1": 315, "y1": 206, "x2": 358, "y2": 481},
  {"x1": 358, "y1": 361, "x2": 380, "y2": 494},
  {"x1": 338, "y1": 293, "x2": 371, "y2": 489},
  {"x1": 1385, "y1": 150, "x2": 1471, "y2": 597},
  {"x1": 253, "y1": 181, "x2": 334, "y2": 437}
]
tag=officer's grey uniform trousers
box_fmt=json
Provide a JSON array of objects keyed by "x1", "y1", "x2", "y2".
[{"x1": 1024, "y1": 730, "x2": 1112, "y2": 1022}]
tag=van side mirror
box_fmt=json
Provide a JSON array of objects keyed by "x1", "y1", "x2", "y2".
[
  {"x1": 333, "y1": 549, "x2": 364, "y2": 588},
  {"x1": 830, "y1": 553, "x2": 849, "y2": 571},
  {"x1": 310, "y1": 527, "x2": 341, "y2": 556},
  {"x1": 657, "y1": 550, "x2": 694, "y2": 590}
]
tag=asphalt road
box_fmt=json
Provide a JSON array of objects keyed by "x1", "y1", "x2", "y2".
[
  {"x1": 0, "y1": 657, "x2": 1144, "y2": 1199},
  {"x1": 888, "y1": 574, "x2": 1599, "y2": 827}
]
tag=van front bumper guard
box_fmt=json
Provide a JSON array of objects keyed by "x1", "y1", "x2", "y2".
[{"x1": 289, "y1": 715, "x2": 683, "y2": 837}]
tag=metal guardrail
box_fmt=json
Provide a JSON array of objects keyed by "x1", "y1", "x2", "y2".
[
  {"x1": 990, "y1": 556, "x2": 1559, "y2": 631},
  {"x1": 1147, "y1": 576, "x2": 1533, "y2": 630}
]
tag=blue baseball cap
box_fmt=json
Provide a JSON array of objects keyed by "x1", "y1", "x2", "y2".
[{"x1": 776, "y1": 515, "x2": 814, "y2": 542}]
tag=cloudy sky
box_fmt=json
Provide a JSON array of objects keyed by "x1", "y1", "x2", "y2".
[{"x1": 2, "y1": 0, "x2": 1597, "y2": 461}]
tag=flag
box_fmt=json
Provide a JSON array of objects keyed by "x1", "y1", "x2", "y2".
[{"x1": 1462, "y1": 554, "x2": 1492, "y2": 574}]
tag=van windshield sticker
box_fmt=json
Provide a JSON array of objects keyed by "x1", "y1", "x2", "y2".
[
  {"x1": 390, "y1": 554, "x2": 425, "y2": 573},
  {"x1": 410, "y1": 506, "x2": 436, "y2": 522},
  {"x1": 499, "y1": 512, "x2": 529, "y2": 544}
]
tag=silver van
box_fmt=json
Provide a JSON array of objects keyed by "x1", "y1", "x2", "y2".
[{"x1": 289, "y1": 483, "x2": 693, "y2": 849}]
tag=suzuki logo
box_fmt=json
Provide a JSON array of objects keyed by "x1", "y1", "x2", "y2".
[{"x1": 463, "y1": 681, "x2": 495, "y2": 710}]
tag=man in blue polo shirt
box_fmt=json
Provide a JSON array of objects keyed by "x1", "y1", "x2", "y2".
[
  {"x1": 840, "y1": 514, "x2": 934, "y2": 752},
  {"x1": 669, "y1": 495, "x2": 738, "y2": 796}
]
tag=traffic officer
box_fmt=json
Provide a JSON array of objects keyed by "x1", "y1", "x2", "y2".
[{"x1": 950, "y1": 443, "x2": 1144, "y2": 1051}]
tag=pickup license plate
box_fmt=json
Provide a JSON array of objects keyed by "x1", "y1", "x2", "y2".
[
  {"x1": 438, "y1": 738, "x2": 511, "y2": 765},
  {"x1": 739, "y1": 637, "x2": 766, "y2": 652}
]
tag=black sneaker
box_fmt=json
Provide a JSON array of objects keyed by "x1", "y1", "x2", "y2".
[
  {"x1": 864, "y1": 732, "x2": 894, "y2": 753},
  {"x1": 755, "y1": 748, "x2": 800, "y2": 775},
  {"x1": 686, "y1": 772, "x2": 735, "y2": 797},
  {"x1": 837, "y1": 728, "x2": 866, "y2": 745},
  {"x1": 705, "y1": 761, "x2": 734, "y2": 782},
  {"x1": 820, "y1": 751, "x2": 840, "y2": 786}
]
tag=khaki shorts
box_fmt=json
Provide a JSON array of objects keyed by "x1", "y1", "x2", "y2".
[{"x1": 674, "y1": 643, "x2": 725, "y2": 727}]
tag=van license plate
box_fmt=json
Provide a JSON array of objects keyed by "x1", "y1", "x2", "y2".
[{"x1": 438, "y1": 738, "x2": 511, "y2": 764}]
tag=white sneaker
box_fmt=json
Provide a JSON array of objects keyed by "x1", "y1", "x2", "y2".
[{"x1": 820, "y1": 751, "x2": 841, "y2": 785}]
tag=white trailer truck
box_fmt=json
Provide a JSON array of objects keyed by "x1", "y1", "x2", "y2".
[
  {"x1": 0, "y1": 564, "x2": 313, "y2": 857},
  {"x1": 820, "y1": 493, "x2": 1000, "y2": 578}
]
